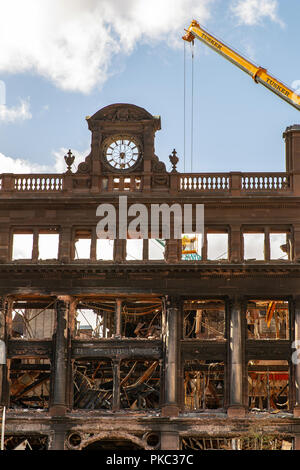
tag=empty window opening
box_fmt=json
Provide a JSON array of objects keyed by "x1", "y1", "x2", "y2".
[
  {"x1": 96, "y1": 239, "x2": 114, "y2": 260},
  {"x1": 181, "y1": 436, "x2": 292, "y2": 451},
  {"x1": 243, "y1": 233, "x2": 264, "y2": 260},
  {"x1": 207, "y1": 233, "x2": 228, "y2": 261},
  {"x1": 248, "y1": 360, "x2": 289, "y2": 412},
  {"x1": 149, "y1": 239, "x2": 165, "y2": 260},
  {"x1": 184, "y1": 300, "x2": 225, "y2": 339},
  {"x1": 120, "y1": 360, "x2": 160, "y2": 410},
  {"x1": 113, "y1": 177, "x2": 121, "y2": 190},
  {"x1": 38, "y1": 233, "x2": 59, "y2": 260},
  {"x1": 122, "y1": 300, "x2": 162, "y2": 339},
  {"x1": 3, "y1": 435, "x2": 48, "y2": 451},
  {"x1": 9, "y1": 358, "x2": 50, "y2": 410},
  {"x1": 12, "y1": 233, "x2": 33, "y2": 260},
  {"x1": 75, "y1": 304, "x2": 113, "y2": 339},
  {"x1": 126, "y1": 239, "x2": 143, "y2": 260},
  {"x1": 270, "y1": 233, "x2": 289, "y2": 260},
  {"x1": 124, "y1": 177, "x2": 131, "y2": 191},
  {"x1": 246, "y1": 300, "x2": 289, "y2": 340},
  {"x1": 182, "y1": 234, "x2": 202, "y2": 260},
  {"x1": 74, "y1": 360, "x2": 113, "y2": 410},
  {"x1": 184, "y1": 361, "x2": 224, "y2": 410},
  {"x1": 74, "y1": 299, "x2": 162, "y2": 340},
  {"x1": 68, "y1": 433, "x2": 82, "y2": 448},
  {"x1": 74, "y1": 231, "x2": 91, "y2": 259},
  {"x1": 11, "y1": 301, "x2": 56, "y2": 339}
]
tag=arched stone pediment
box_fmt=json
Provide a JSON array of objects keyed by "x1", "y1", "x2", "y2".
[
  {"x1": 77, "y1": 432, "x2": 149, "y2": 450},
  {"x1": 90, "y1": 103, "x2": 157, "y2": 123}
]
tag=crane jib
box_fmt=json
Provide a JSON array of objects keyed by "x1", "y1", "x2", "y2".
[
  {"x1": 265, "y1": 78, "x2": 291, "y2": 98},
  {"x1": 197, "y1": 31, "x2": 293, "y2": 101},
  {"x1": 200, "y1": 32, "x2": 222, "y2": 50}
]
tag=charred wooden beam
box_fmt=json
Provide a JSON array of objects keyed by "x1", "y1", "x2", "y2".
[
  {"x1": 184, "y1": 301, "x2": 225, "y2": 310},
  {"x1": 7, "y1": 340, "x2": 52, "y2": 358},
  {"x1": 184, "y1": 363, "x2": 224, "y2": 372},
  {"x1": 246, "y1": 340, "x2": 291, "y2": 360},
  {"x1": 12, "y1": 303, "x2": 54, "y2": 309},
  {"x1": 11, "y1": 363, "x2": 50, "y2": 371},
  {"x1": 72, "y1": 339, "x2": 162, "y2": 360},
  {"x1": 248, "y1": 365, "x2": 289, "y2": 372},
  {"x1": 13, "y1": 372, "x2": 49, "y2": 399},
  {"x1": 181, "y1": 341, "x2": 226, "y2": 361}
]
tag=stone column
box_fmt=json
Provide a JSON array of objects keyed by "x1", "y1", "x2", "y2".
[
  {"x1": 294, "y1": 297, "x2": 300, "y2": 417},
  {"x1": 114, "y1": 299, "x2": 122, "y2": 338},
  {"x1": 165, "y1": 239, "x2": 181, "y2": 263},
  {"x1": 66, "y1": 298, "x2": 77, "y2": 409},
  {"x1": 283, "y1": 125, "x2": 300, "y2": 196},
  {"x1": 112, "y1": 358, "x2": 121, "y2": 411},
  {"x1": 229, "y1": 225, "x2": 241, "y2": 263},
  {"x1": 32, "y1": 228, "x2": 39, "y2": 262},
  {"x1": 0, "y1": 298, "x2": 6, "y2": 406},
  {"x1": 50, "y1": 298, "x2": 68, "y2": 416},
  {"x1": 49, "y1": 424, "x2": 66, "y2": 450},
  {"x1": 162, "y1": 296, "x2": 181, "y2": 417},
  {"x1": 160, "y1": 431, "x2": 180, "y2": 450},
  {"x1": 0, "y1": 228, "x2": 10, "y2": 263},
  {"x1": 59, "y1": 226, "x2": 71, "y2": 263},
  {"x1": 114, "y1": 239, "x2": 126, "y2": 262},
  {"x1": 294, "y1": 435, "x2": 300, "y2": 450},
  {"x1": 228, "y1": 297, "x2": 246, "y2": 417},
  {"x1": 0, "y1": 298, "x2": 10, "y2": 407}
]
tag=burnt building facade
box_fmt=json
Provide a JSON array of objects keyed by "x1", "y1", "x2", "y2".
[{"x1": 1, "y1": 103, "x2": 300, "y2": 450}]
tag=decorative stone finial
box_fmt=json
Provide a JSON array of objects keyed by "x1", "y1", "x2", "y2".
[
  {"x1": 64, "y1": 149, "x2": 75, "y2": 173},
  {"x1": 169, "y1": 149, "x2": 179, "y2": 173}
]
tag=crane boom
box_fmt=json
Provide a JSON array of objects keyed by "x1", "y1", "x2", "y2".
[{"x1": 183, "y1": 20, "x2": 300, "y2": 111}]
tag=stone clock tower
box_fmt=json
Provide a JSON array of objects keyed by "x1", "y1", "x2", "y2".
[{"x1": 77, "y1": 103, "x2": 163, "y2": 180}]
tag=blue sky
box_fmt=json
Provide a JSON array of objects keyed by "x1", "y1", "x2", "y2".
[{"x1": 0, "y1": 0, "x2": 299, "y2": 174}]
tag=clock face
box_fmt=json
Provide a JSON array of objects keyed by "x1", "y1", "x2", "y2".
[{"x1": 104, "y1": 136, "x2": 141, "y2": 170}]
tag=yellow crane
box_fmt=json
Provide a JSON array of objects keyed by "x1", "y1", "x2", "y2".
[{"x1": 183, "y1": 20, "x2": 300, "y2": 111}]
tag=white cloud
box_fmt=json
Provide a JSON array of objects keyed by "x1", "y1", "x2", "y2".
[
  {"x1": 0, "y1": 147, "x2": 88, "y2": 174},
  {"x1": 0, "y1": 0, "x2": 214, "y2": 93},
  {"x1": 292, "y1": 80, "x2": 300, "y2": 94},
  {"x1": 0, "y1": 99, "x2": 32, "y2": 122},
  {"x1": 0, "y1": 152, "x2": 47, "y2": 173},
  {"x1": 231, "y1": 0, "x2": 284, "y2": 27}
]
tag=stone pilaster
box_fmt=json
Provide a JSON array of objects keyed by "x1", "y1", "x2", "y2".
[
  {"x1": 162, "y1": 296, "x2": 181, "y2": 417},
  {"x1": 227, "y1": 297, "x2": 246, "y2": 417}
]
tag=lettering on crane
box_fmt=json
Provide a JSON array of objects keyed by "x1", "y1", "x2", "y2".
[
  {"x1": 266, "y1": 78, "x2": 290, "y2": 97},
  {"x1": 201, "y1": 33, "x2": 222, "y2": 50}
]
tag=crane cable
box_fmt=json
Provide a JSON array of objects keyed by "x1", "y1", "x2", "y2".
[
  {"x1": 191, "y1": 41, "x2": 194, "y2": 173},
  {"x1": 183, "y1": 40, "x2": 195, "y2": 173},
  {"x1": 183, "y1": 40, "x2": 186, "y2": 173}
]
